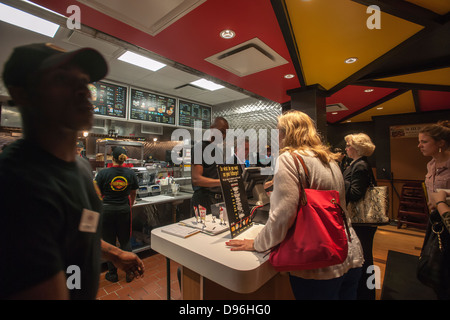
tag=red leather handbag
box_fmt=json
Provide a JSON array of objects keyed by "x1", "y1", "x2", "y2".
[{"x1": 269, "y1": 153, "x2": 351, "y2": 271}]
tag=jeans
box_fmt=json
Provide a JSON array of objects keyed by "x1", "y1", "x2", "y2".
[{"x1": 289, "y1": 267, "x2": 362, "y2": 300}]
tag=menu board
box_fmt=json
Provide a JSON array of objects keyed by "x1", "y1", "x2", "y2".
[
  {"x1": 178, "y1": 100, "x2": 211, "y2": 129},
  {"x1": 217, "y1": 164, "x2": 252, "y2": 238},
  {"x1": 129, "y1": 88, "x2": 176, "y2": 125},
  {"x1": 88, "y1": 81, "x2": 127, "y2": 119}
]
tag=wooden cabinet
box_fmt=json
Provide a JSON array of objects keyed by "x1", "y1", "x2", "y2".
[{"x1": 397, "y1": 182, "x2": 428, "y2": 230}]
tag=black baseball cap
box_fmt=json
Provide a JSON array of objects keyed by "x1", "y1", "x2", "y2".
[
  {"x1": 112, "y1": 146, "x2": 127, "y2": 160},
  {"x1": 2, "y1": 43, "x2": 108, "y2": 88}
]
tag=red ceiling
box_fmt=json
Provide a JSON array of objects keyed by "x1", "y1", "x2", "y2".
[
  {"x1": 326, "y1": 86, "x2": 398, "y2": 123},
  {"x1": 417, "y1": 90, "x2": 450, "y2": 112},
  {"x1": 29, "y1": 0, "x2": 450, "y2": 123},
  {"x1": 32, "y1": 0, "x2": 300, "y2": 104}
]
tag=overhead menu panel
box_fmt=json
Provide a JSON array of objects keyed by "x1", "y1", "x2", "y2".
[
  {"x1": 178, "y1": 100, "x2": 212, "y2": 129},
  {"x1": 89, "y1": 81, "x2": 127, "y2": 119},
  {"x1": 129, "y1": 88, "x2": 176, "y2": 125}
]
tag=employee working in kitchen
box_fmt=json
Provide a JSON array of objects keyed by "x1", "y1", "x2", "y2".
[
  {"x1": 0, "y1": 43, "x2": 144, "y2": 300},
  {"x1": 190, "y1": 117, "x2": 229, "y2": 216},
  {"x1": 94, "y1": 146, "x2": 139, "y2": 283}
]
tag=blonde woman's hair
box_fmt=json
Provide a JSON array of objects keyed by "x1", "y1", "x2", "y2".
[
  {"x1": 345, "y1": 133, "x2": 376, "y2": 157},
  {"x1": 278, "y1": 110, "x2": 339, "y2": 164}
]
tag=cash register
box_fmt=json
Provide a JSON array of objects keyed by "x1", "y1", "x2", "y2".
[{"x1": 131, "y1": 167, "x2": 160, "y2": 198}]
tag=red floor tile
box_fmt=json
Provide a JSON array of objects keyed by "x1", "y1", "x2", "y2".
[{"x1": 97, "y1": 250, "x2": 181, "y2": 300}]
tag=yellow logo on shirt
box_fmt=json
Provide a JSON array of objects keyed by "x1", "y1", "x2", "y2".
[{"x1": 110, "y1": 176, "x2": 128, "y2": 191}]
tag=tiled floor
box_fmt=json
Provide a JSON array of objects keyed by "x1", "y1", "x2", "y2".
[
  {"x1": 96, "y1": 250, "x2": 181, "y2": 300},
  {"x1": 97, "y1": 224, "x2": 425, "y2": 300}
]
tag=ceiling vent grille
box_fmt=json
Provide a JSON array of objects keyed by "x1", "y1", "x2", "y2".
[
  {"x1": 205, "y1": 38, "x2": 288, "y2": 77},
  {"x1": 326, "y1": 103, "x2": 349, "y2": 112}
]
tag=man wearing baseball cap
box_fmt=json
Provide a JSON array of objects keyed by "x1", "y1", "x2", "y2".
[{"x1": 0, "y1": 43, "x2": 144, "y2": 299}]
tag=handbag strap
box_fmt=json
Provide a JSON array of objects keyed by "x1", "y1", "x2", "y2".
[
  {"x1": 290, "y1": 152, "x2": 352, "y2": 242},
  {"x1": 290, "y1": 152, "x2": 309, "y2": 206}
]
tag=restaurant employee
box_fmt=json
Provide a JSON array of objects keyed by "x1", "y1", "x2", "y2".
[
  {"x1": 94, "y1": 146, "x2": 139, "y2": 283},
  {"x1": 191, "y1": 117, "x2": 229, "y2": 215}
]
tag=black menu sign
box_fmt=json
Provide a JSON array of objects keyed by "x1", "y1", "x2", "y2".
[
  {"x1": 88, "y1": 81, "x2": 127, "y2": 119},
  {"x1": 129, "y1": 88, "x2": 176, "y2": 125},
  {"x1": 217, "y1": 164, "x2": 252, "y2": 238},
  {"x1": 178, "y1": 100, "x2": 211, "y2": 129}
]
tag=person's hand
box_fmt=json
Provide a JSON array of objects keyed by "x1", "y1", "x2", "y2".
[
  {"x1": 111, "y1": 250, "x2": 145, "y2": 280},
  {"x1": 431, "y1": 190, "x2": 448, "y2": 203},
  {"x1": 225, "y1": 239, "x2": 255, "y2": 251}
]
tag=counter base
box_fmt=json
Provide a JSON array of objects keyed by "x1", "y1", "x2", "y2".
[{"x1": 181, "y1": 266, "x2": 295, "y2": 300}]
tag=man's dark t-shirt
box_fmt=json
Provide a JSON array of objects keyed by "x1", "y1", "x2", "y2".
[
  {"x1": 0, "y1": 139, "x2": 103, "y2": 299},
  {"x1": 191, "y1": 140, "x2": 223, "y2": 194}
]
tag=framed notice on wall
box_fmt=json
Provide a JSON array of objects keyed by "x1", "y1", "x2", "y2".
[
  {"x1": 129, "y1": 88, "x2": 176, "y2": 125},
  {"x1": 88, "y1": 80, "x2": 127, "y2": 119},
  {"x1": 178, "y1": 100, "x2": 211, "y2": 129},
  {"x1": 217, "y1": 164, "x2": 251, "y2": 238}
]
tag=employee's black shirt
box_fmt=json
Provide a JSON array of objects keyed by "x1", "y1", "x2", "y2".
[
  {"x1": 95, "y1": 166, "x2": 138, "y2": 205},
  {"x1": 0, "y1": 139, "x2": 103, "y2": 299},
  {"x1": 191, "y1": 140, "x2": 223, "y2": 193}
]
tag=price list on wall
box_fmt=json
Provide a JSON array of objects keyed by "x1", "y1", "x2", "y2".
[
  {"x1": 178, "y1": 100, "x2": 211, "y2": 129},
  {"x1": 88, "y1": 81, "x2": 127, "y2": 119},
  {"x1": 129, "y1": 88, "x2": 176, "y2": 125}
]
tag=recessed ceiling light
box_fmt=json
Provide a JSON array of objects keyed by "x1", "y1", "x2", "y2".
[
  {"x1": 0, "y1": 3, "x2": 59, "y2": 38},
  {"x1": 345, "y1": 57, "x2": 358, "y2": 64},
  {"x1": 364, "y1": 89, "x2": 374, "y2": 93},
  {"x1": 191, "y1": 79, "x2": 224, "y2": 91},
  {"x1": 332, "y1": 112, "x2": 338, "y2": 115},
  {"x1": 346, "y1": 120, "x2": 352, "y2": 122},
  {"x1": 377, "y1": 107, "x2": 383, "y2": 110},
  {"x1": 220, "y1": 29, "x2": 235, "y2": 39},
  {"x1": 118, "y1": 51, "x2": 166, "y2": 71},
  {"x1": 284, "y1": 74, "x2": 295, "y2": 79}
]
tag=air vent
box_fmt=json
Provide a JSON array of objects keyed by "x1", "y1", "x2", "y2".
[
  {"x1": 141, "y1": 124, "x2": 163, "y2": 135},
  {"x1": 77, "y1": 0, "x2": 207, "y2": 36},
  {"x1": 326, "y1": 103, "x2": 348, "y2": 112},
  {"x1": 205, "y1": 38, "x2": 288, "y2": 77}
]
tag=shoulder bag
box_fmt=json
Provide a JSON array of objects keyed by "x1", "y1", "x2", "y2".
[
  {"x1": 269, "y1": 153, "x2": 351, "y2": 271},
  {"x1": 346, "y1": 166, "x2": 389, "y2": 224},
  {"x1": 417, "y1": 210, "x2": 450, "y2": 297}
]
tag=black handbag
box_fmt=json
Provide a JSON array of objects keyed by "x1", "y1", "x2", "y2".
[{"x1": 417, "y1": 210, "x2": 450, "y2": 297}]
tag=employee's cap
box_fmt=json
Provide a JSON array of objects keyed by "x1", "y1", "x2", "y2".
[
  {"x1": 2, "y1": 43, "x2": 108, "y2": 88},
  {"x1": 76, "y1": 141, "x2": 84, "y2": 148},
  {"x1": 112, "y1": 146, "x2": 127, "y2": 159}
]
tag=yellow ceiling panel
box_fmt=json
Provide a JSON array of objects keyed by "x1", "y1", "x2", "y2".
[
  {"x1": 405, "y1": 0, "x2": 450, "y2": 15},
  {"x1": 378, "y1": 67, "x2": 450, "y2": 86},
  {"x1": 284, "y1": 0, "x2": 423, "y2": 90},
  {"x1": 345, "y1": 91, "x2": 416, "y2": 123}
]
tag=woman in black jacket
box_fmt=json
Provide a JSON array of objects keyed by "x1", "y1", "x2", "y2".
[{"x1": 343, "y1": 133, "x2": 377, "y2": 300}]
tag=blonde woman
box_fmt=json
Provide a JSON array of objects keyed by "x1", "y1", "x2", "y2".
[
  {"x1": 342, "y1": 133, "x2": 377, "y2": 300},
  {"x1": 226, "y1": 110, "x2": 363, "y2": 300}
]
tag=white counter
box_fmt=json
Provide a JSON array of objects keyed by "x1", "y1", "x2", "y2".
[
  {"x1": 151, "y1": 218, "x2": 279, "y2": 295},
  {"x1": 133, "y1": 192, "x2": 192, "y2": 208}
]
